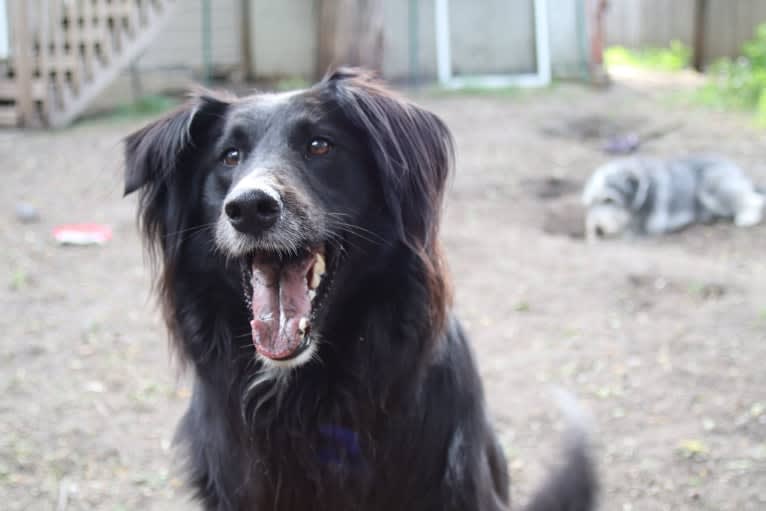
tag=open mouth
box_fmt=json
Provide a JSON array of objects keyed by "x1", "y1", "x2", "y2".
[{"x1": 244, "y1": 244, "x2": 334, "y2": 363}]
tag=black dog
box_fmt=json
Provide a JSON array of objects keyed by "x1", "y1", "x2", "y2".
[{"x1": 124, "y1": 68, "x2": 596, "y2": 511}]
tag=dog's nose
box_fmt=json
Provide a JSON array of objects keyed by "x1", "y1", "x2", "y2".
[
  {"x1": 224, "y1": 190, "x2": 281, "y2": 234},
  {"x1": 594, "y1": 226, "x2": 605, "y2": 238}
]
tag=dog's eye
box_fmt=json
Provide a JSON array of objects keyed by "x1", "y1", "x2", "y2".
[
  {"x1": 307, "y1": 138, "x2": 332, "y2": 157},
  {"x1": 602, "y1": 197, "x2": 616, "y2": 205},
  {"x1": 222, "y1": 148, "x2": 242, "y2": 167}
]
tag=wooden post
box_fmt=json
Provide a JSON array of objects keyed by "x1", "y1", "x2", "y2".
[
  {"x1": 129, "y1": 60, "x2": 143, "y2": 103},
  {"x1": 317, "y1": 0, "x2": 384, "y2": 79},
  {"x1": 201, "y1": 0, "x2": 212, "y2": 83},
  {"x1": 38, "y1": 0, "x2": 50, "y2": 121},
  {"x1": 81, "y1": 0, "x2": 93, "y2": 82},
  {"x1": 692, "y1": 0, "x2": 708, "y2": 72},
  {"x1": 239, "y1": 0, "x2": 253, "y2": 81},
  {"x1": 66, "y1": 0, "x2": 82, "y2": 94},
  {"x1": 93, "y1": 0, "x2": 114, "y2": 65},
  {"x1": 408, "y1": 0, "x2": 418, "y2": 85},
  {"x1": 10, "y1": 0, "x2": 36, "y2": 125},
  {"x1": 49, "y1": 0, "x2": 64, "y2": 103},
  {"x1": 589, "y1": 0, "x2": 609, "y2": 85},
  {"x1": 316, "y1": 0, "x2": 339, "y2": 77}
]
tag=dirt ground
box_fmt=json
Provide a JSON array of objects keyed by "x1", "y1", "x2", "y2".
[{"x1": 1, "y1": 76, "x2": 765, "y2": 510}]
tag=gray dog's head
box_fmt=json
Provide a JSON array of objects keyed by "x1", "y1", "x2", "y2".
[{"x1": 582, "y1": 160, "x2": 649, "y2": 241}]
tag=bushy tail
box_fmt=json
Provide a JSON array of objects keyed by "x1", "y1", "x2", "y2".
[{"x1": 522, "y1": 389, "x2": 598, "y2": 511}]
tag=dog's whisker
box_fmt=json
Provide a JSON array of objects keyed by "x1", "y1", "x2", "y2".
[
  {"x1": 327, "y1": 221, "x2": 387, "y2": 246},
  {"x1": 162, "y1": 222, "x2": 217, "y2": 239},
  {"x1": 325, "y1": 213, "x2": 387, "y2": 238},
  {"x1": 327, "y1": 218, "x2": 386, "y2": 239}
]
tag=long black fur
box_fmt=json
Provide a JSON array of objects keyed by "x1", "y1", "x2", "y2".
[{"x1": 124, "y1": 68, "x2": 596, "y2": 511}]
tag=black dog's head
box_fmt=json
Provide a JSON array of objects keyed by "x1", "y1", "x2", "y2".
[{"x1": 124, "y1": 69, "x2": 453, "y2": 369}]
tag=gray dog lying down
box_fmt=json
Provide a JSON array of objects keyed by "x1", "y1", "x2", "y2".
[{"x1": 582, "y1": 155, "x2": 765, "y2": 240}]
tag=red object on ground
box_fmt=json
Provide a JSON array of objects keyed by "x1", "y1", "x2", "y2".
[{"x1": 52, "y1": 224, "x2": 113, "y2": 245}]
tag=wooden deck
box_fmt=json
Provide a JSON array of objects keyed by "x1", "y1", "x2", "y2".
[{"x1": 2, "y1": 0, "x2": 176, "y2": 127}]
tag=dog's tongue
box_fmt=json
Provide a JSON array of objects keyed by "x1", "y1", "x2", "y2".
[{"x1": 250, "y1": 256, "x2": 313, "y2": 359}]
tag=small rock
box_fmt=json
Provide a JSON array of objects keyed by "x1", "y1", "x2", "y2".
[
  {"x1": 84, "y1": 380, "x2": 106, "y2": 393},
  {"x1": 14, "y1": 203, "x2": 40, "y2": 224}
]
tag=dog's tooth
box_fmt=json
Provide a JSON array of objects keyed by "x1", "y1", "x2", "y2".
[
  {"x1": 314, "y1": 253, "x2": 326, "y2": 276},
  {"x1": 310, "y1": 272, "x2": 322, "y2": 290},
  {"x1": 298, "y1": 317, "x2": 308, "y2": 335},
  {"x1": 309, "y1": 290, "x2": 316, "y2": 301}
]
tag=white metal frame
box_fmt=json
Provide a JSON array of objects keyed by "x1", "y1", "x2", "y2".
[
  {"x1": 0, "y1": 0, "x2": 8, "y2": 59},
  {"x1": 435, "y1": 0, "x2": 551, "y2": 88}
]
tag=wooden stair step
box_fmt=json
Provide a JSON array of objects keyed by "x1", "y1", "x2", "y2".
[
  {"x1": 8, "y1": 0, "x2": 176, "y2": 127},
  {"x1": 0, "y1": 106, "x2": 20, "y2": 127},
  {"x1": 0, "y1": 80, "x2": 47, "y2": 101}
]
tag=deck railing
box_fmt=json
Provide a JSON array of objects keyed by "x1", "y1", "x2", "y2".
[{"x1": 1, "y1": 0, "x2": 175, "y2": 127}]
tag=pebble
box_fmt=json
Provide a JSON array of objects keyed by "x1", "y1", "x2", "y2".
[{"x1": 15, "y1": 203, "x2": 40, "y2": 224}]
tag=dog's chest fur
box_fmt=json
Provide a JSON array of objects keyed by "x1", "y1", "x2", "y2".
[{"x1": 177, "y1": 320, "x2": 507, "y2": 511}]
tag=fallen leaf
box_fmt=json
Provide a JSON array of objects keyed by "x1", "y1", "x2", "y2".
[{"x1": 678, "y1": 439, "x2": 708, "y2": 458}]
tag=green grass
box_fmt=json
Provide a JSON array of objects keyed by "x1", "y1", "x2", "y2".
[
  {"x1": 513, "y1": 301, "x2": 530, "y2": 312},
  {"x1": 111, "y1": 94, "x2": 179, "y2": 118},
  {"x1": 605, "y1": 40, "x2": 692, "y2": 71},
  {"x1": 430, "y1": 84, "x2": 522, "y2": 97},
  {"x1": 9, "y1": 269, "x2": 28, "y2": 291},
  {"x1": 77, "y1": 93, "x2": 180, "y2": 127},
  {"x1": 693, "y1": 60, "x2": 766, "y2": 124},
  {"x1": 425, "y1": 80, "x2": 562, "y2": 99},
  {"x1": 692, "y1": 24, "x2": 766, "y2": 124},
  {"x1": 630, "y1": 25, "x2": 766, "y2": 126},
  {"x1": 274, "y1": 77, "x2": 311, "y2": 92}
]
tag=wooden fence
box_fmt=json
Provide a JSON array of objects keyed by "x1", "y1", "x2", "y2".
[{"x1": 606, "y1": 0, "x2": 766, "y2": 63}]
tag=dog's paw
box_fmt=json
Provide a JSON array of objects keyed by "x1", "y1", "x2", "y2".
[
  {"x1": 735, "y1": 195, "x2": 764, "y2": 227},
  {"x1": 735, "y1": 213, "x2": 762, "y2": 227},
  {"x1": 734, "y1": 194, "x2": 766, "y2": 227}
]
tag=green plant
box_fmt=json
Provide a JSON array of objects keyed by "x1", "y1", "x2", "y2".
[
  {"x1": 743, "y1": 24, "x2": 766, "y2": 69},
  {"x1": 605, "y1": 40, "x2": 691, "y2": 71},
  {"x1": 695, "y1": 24, "x2": 766, "y2": 123}
]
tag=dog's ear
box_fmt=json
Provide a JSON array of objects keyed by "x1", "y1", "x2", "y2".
[
  {"x1": 325, "y1": 68, "x2": 454, "y2": 246},
  {"x1": 626, "y1": 172, "x2": 650, "y2": 210},
  {"x1": 123, "y1": 92, "x2": 230, "y2": 196},
  {"x1": 325, "y1": 68, "x2": 454, "y2": 331}
]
